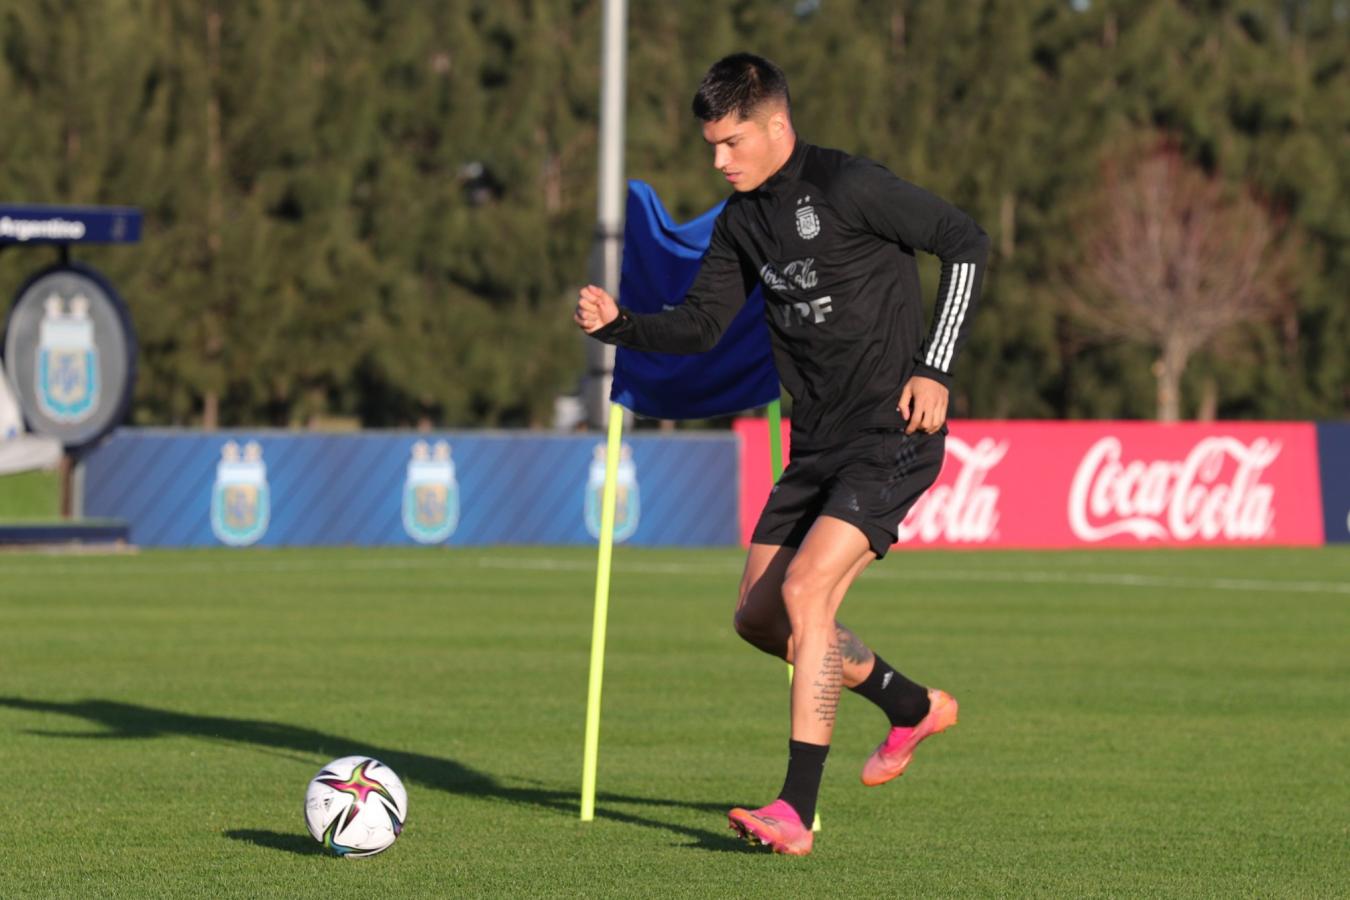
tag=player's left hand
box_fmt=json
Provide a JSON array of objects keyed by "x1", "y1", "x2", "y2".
[{"x1": 898, "y1": 376, "x2": 948, "y2": 435}]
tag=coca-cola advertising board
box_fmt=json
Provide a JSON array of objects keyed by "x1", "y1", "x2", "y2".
[
  {"x1": 1316, "y1": 423, "x2": 1350, "y2": 544},
  {"x1": 734, "y1": 420, "x2": 1325, "y2": 549}
]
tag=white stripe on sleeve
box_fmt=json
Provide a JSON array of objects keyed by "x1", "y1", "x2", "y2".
[
  {"x1": 928, "y1": 262, "x2": 969, "y2": 370},
  {"x1": 925, "y1": 262, "x2": 965, "y2": 368},
  {"x1": 939, "y1": 265, "x2": 976, "y2": 371}
]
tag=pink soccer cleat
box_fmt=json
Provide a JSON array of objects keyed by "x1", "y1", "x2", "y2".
[
  {"x1": 861, "y1": 688, "x2": 959, "y2": 786},
  {"x1": 727, "y1": 799, "x2": 814, "y2": 856}
]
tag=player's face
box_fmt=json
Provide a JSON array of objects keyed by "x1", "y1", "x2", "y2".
[{"x1": 701, "y1": 108, "x2": 791, "y2": 192}]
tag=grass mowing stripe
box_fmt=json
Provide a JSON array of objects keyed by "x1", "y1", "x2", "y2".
[
  {"x1": 475, "y1": 555, "x2": 1350, "y2": 594},
  {"x1": 7, "y1": 548, "x2": 1347, "y2": 595}
]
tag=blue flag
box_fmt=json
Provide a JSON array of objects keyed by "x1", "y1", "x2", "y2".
[{"x1": 610, "y1": 181, "x2": 779, "y2": 420}]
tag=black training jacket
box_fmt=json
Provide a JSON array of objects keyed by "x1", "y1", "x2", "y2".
[{"x1": 592, "y1": 139, "x2": 990, "y2": 452}]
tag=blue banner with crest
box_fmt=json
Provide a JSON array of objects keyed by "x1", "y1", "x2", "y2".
[{"x1": 80, "y1": 430, "x2": 738, "y2": 548}]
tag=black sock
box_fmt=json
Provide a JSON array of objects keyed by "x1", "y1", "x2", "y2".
[
  {"x1": 777, "y1": 740, "x2": 829, "y2": 826},
  {"x1": 849, "y1": 654, "x2": 930, "y2": 727}
]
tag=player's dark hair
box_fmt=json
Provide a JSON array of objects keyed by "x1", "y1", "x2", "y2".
[{"x1": 691, "y1": 53, "x2": 791, "y2": 122}]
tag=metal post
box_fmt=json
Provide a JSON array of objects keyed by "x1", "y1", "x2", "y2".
[{"x1": 583, "y1": 0, "x2": 628, "y2": 430}]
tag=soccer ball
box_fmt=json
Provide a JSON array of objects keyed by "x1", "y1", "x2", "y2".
[{"x1": 304, "y1": 756, "x2": 408, "y2": 857}]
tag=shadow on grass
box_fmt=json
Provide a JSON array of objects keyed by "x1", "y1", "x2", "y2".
[
  {"x1": 679, "y1": 830, "x2": 767, "y2": 854},
  {"x1": 224, "y1": 829, "x2": 328, "y2": 857},
  {"x1": 0, "y1": 696, "x2": 731, "y2": 851}
]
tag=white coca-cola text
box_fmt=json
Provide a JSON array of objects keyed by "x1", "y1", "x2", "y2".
[
  {"x1": 1068, "y1": 436, "x2": 1280, "y2": 542},
  {"x1": 896, "y1": 437, "x2": 1007, "y2": 544}
]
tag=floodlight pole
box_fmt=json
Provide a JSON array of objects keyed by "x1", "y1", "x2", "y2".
[{"x1": 583, "y1": 0, "x2": 628, "y2": 431}]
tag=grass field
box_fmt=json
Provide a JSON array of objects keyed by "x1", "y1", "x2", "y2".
[
  {"x1": 0, "y1": 469, "x2": 60, "y2": 521},
  {"x1": 2, "y1": 546, "x2": 1347, "y2": 898}
]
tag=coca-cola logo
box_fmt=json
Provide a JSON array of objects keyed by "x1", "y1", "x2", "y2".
[
  {"x1": 897, "y1": 437, "x2": 1007, "y2": 544},
  {"x1": 1068, "y1": 436, "x2": 1281, "y2": 542}
]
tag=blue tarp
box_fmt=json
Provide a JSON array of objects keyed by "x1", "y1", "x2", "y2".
[{"x1": 610, "y1": 181, "x2": 778, "y2": 419}]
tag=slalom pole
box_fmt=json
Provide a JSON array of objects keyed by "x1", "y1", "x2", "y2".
[
  {"x1": 766, "y1": 398, "x2": 784, "y2": 481},
  {"x1": 580, "y1": 401, "x2": 625, "y2": 822},
  {"x1": 767, "y1": 399, "x2": 821, "y2": 832}
]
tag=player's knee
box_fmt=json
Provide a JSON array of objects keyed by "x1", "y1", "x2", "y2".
[
  {"x1": 780, "y1": 569, "x2": 832, "y2": 622},
  {"x1": 732, "y1": 609, "x2": 785, "y2": 653},
  {"x1": 732, "y1": 608, "x2": 755, "y2": 639}
]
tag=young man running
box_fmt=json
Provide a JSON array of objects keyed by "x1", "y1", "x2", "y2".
[{"x1": 575, "y1": 53, "x2": 988, "y2": 855}]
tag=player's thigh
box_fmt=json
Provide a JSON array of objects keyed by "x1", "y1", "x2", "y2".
[
  {"x1": 781, "y1": 515, "x2": 875, "y2": 618},
  {"x1": 828, "y1": 549, "x2": 873, "y2": 608}
]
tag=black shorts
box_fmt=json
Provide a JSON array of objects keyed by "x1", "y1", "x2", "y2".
[{"x1": 750, "y1": 429, "x2": 946, "y2": 559}]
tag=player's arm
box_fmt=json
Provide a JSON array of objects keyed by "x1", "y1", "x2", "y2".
[
  {"x1": 574, "y1": 213, "x2": 750, "y2": 354},
  {"x1": 835, "y1": 160, "x2": 991, "y2": 432}
]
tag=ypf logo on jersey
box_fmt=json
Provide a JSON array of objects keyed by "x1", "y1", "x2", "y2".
[
  {"x1": 795, "y1": 196, "x2": 821, "y2": 240},
  {"x1": 36, "y1": 293, "x2": 99, "y2": 423},
  {"x1": 402, "y1": 440, "x2": 459, "y2": 544},
  {"x1": 584, "y1": 442, "x2": 639, "y2": 542},
  {"x1": 210, "y1": 440, "x2": 270, "y2": 546}
]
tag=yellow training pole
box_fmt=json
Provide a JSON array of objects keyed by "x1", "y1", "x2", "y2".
[
  {"x1": 767, "y1": 399, "x2": 821, "y2": 832},
  {"x1": 581, "y1": 402, "x2": 625, "y2": 822},
  {"x1": 766, "y1": 398, "x2": 784, "y2": 483}
]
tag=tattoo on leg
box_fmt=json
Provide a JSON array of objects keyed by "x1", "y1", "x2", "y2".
[
  {"x1": 812, "y1": 641, "x2": 843, "y2": 725},
  {"x1": 835, "y1": 623, "x2": 874, "y2": 667}
]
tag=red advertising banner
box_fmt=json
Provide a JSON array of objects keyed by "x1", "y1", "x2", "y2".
[{"x1": 734, "y1": 420, "x2": 1325, "y2": 549}]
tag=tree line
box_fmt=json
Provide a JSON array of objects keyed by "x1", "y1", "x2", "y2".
[{"x1": 0, "y1": 0, "x2": 1344, "y2": 427}]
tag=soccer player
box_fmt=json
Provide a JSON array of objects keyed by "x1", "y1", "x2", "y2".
[{"x1": 574, "y1": 53, "x2": 988, "y2": 855}]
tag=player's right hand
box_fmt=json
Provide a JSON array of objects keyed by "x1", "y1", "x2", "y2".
[{"x1": 574, "y1": 285, "x2": 619, "y2": 334}]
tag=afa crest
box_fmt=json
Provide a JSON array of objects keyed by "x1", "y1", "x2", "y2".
[
  {"x1": 584, "y1": 442, "x2": 640, "y2": 543},
  {"x1": 402, "y1": 440, "x2": 459, "y2": 544},
  {"x1": 36, "y1": 293, "x2": 99, "y2": 423},
  {"x1": 210, "y1": 440, "x2": 270, "y2": 546},
  {"x1": 794, "y1": 197, "x2": 821, "y2": 240}
]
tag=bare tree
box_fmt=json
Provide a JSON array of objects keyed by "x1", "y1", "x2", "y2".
[{"x1": 1065, "y1": 142, "x2": 1295, "y2": 421}]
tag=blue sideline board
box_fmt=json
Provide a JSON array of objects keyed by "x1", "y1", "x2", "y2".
[
  {"x1": 79, "y1": 430, "x2": 739, "y2": 548},
  {"x1": 1316, "y1": 422, "x2": 1350, "y2": 545}
]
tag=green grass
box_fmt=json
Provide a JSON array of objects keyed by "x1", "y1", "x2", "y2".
[
  {"x1": 0, "y1": 469, "x2": 60, "y2": 521},
  {"x1": 1, "y1": 546, "x2": 1347, "y2": 898}
]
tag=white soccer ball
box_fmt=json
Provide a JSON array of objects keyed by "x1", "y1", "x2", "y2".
[{"x1": 304, "y1": 756, "x2": 408, "y2": 857}]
